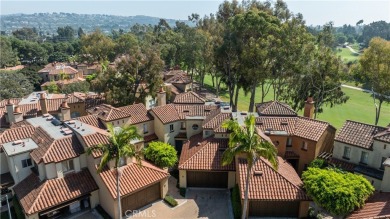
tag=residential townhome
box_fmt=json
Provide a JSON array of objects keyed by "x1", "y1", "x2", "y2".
[
  {"x1": 149, "y1": 88, "x2": 219, "y2": 152},
  {"x1": 0, "y1": 91, "x2": 104, "y2": 130},
  {"x1": 255, "y1": 98, "x2": 336, "y2": 175},
  {"x1": 328, "y1": 120, "x2": 390, "y2": 191},
  {"x1": 38, "y1": 62, "x2": 85, "y2": 90},
  {"x1": 163, "y1": 69, "x2": 193, "y2": 95},
  {"x1": 0, "y1": 100, "x2": 169, "y2": 219},
  {"x1": 178, "y1": 110, "x2": 310, "y2": 218}
]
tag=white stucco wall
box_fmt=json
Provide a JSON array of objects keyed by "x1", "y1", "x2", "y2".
[
  {"x1": 6, "y1": 152, "x2": 33, "y2": 184},
  {"x1": 0, "y1": 152, "x2": 9, "y2": 174},
  {"x1": 45, "y1": 163, "x2": 57, "y2": 179}
]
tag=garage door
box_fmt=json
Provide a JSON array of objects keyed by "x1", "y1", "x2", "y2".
[
  {"x1": 187, "y1": 171, "x2": 228, "y2": 188},
  {"x1": 121, "y1": 183, "x2": 161, "y2": 214},
  {"x1": 249, "y1": 201, "x2": 299, "y2": 217}
]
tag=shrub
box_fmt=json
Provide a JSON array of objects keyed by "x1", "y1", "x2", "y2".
[
  {"x1": 164, "y1": 195, "x2": 178, "y2": 207},
  {"x1": 144, "y1": 141, "x2": 178, "y2": 168},
  {"x1": 231, "y1": 185, "x2": 241, "y2": 219},
  {"x1": 179, "y1": 187, "x2": 186, "y2": 197},
  {"x1": 308, "y1": 158, "x2": 327, "y2": 169},
  {"x1": 302, "y1": 167, "x2": 374, "y2": 216},
  {"x1": 12, "y1": 195, "x2": 24, "y2": 219}
]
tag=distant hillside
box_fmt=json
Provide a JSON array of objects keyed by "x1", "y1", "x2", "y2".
[{"x1": 0, "y1": 13, "x2": 192, "y2": 35}]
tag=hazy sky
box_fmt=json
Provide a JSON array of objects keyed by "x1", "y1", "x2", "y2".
[{"x1": 1, "y1": 0, "x2": 389, "y2": 26}]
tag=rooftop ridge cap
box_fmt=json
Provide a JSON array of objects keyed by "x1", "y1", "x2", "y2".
[
  {"x1": 345, "y1": 119, "x2": 386, "y2": 129},
  {"x1": 179, "y1": 135, "x2": 215, "y2": 169},
  {"x1": 27, "y1": 177, "x2": 48, "y2": 214}
]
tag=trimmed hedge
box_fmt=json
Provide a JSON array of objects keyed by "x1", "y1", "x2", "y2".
[
  {"x1": 231, "y1": 185, "x2": 241, "y2": 219},
  {"x1": 164, "y1": 195, "x2": 178, "y2": 207}
]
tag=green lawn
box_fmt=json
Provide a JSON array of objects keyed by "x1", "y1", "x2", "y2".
[
  {"x1": 336, "y1": 47, "x2": 360, "y2": 63},
  {"x1": 203, "y1": 75, "x2": 390, "y2": 130}
]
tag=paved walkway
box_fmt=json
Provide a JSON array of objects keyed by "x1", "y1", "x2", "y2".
[
  {"x1": 341, "y1": 84, "x2": 390, "y2": 99},
  {"x1": 126, "y1": 178, "x2": 233, "y2": 219},
  {"x1": 345, "y1": 45, "x2": 359, "y2": 54}
]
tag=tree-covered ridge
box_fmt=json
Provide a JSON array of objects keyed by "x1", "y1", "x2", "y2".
[{"x1": 0, "y1": 13, "x2": 192, "y2": 35}]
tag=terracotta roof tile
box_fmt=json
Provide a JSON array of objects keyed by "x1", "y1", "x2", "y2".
[
  {"x1": 38, "y1": 65, "x2": 78, "y2": 75},
  {"x1": 179, "y1": 134, "x2": 234, "y2": 171},
  {"x1": 87, "y1": 104, "x2": 130, "y2": 122},
  {"x1": 85, "y1": 96, "x2": 105, "y2": 109},
  {"x1": 256, "y1": 116, "x2": 330, "y2": 142},
  {"x1": 0, "y1": 98, "x2": 21, "y2": 107},
  {"x1": 164, "y1": 72, "x2": 192, "y2": 84},
  {"x1": 81, "y1": 132, "x2": 110, "y2": 158},
  {"x1": 99, "y1": 160, "x2": 169, "y2": 198},
  {"x1": 203, "y1": 111, "x2": 231, "y2": 133},
  {"x1": 118, "y1": 104, "x2": 153, "y2": 124},
  {"x1": 348, "y1": 192, "x2": 390, "y2": 219},
  {"x1": 76, "y1": 114, "x2": 106, "y2": 129},
  {"x1": 173, "y1": 91, "x2": 205, "y2": 104},
  {"x1": 41, "y1": 78, "x2": 85, "y2": 87},
  {"x1": 45, "y1": 99, "x2": 65, "y2": 112},
  {"x1": 0, "y1": 125, "x2": 35, "y2": 148},
  {"x1": 255, "y1": 101, "x2": 297, "y2": 116},
  {"x1": 14, "y1": 169, "x2": 98, "y2": 215},
  {"x1": 18, "y1": 103, "x2": 41, "y2": 116},
  {"x1": 175, "y1": 105, "x2": 218, "y2": 119},
  {"x1": 336, "y1": 120, "x2": 386, "y2": 150},
  {"x1": 374, "y1": 128, "x2": 390, "y2": 144},
  {"x1": 238, "y1": 157, "x2": 309, "y2": 201},
  {"x1": 150, "y1": 104, "x2": 180, "y2": 124},
  {"x1": 166, "y1": 84, "x2": 182, "y2": 95}
]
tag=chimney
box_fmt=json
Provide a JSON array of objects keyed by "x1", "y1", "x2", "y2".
[
  {"x1": 13, "y1": 105, "x2": 23, "y2": 123},
  {"x1": 40, "y1": 92, "x2": 48, "y2": 115},
  {"x1": 303, "y1": 97, "x2": 315, "y2": 119},
  {"x1": 60, "y1": 100, "x2": 71, "y2": 121},
  {"x1": 5, "y1": 99, "x2": 15, "y2": 124},
  {"x1": 157, "y1": 86, "x2": 166, "y2": 107}
]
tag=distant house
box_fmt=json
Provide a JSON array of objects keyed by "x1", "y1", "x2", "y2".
[
  {"x1": 38, "y1": 62, "x2": 85, "y2": 90},
  {"x1": 326, "y1": 120, "x2": 390, "y2": 191}
]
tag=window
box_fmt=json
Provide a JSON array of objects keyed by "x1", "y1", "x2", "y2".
[
  {"x1": 122, "y1": 120, "x2": 124, "y2": 124},
  {"x1": 287, "y1": 138, "x2": 292, "y2": 147},
  {"x1": 205, "y1": 130, "x2": 210, "y2": 136},
  {"x1": 21, "y1": 158, "x2": 32, "y2": 168},
  {"x1": 192, "y1": 124, "x2": 199, "y2": 130},
  {"x1": 170, "y1": 124, "x2": 174, "y2": 133},
  {"x1": 273, "y1": 141, "x2": 280, "y2": 146},
  {"x1": 181, "y1": 122, "x2": 186, "y2": 130},
  {"x1": 380, "y1": 157, "x2": 387, "y2": 170},
  {"x1": 117, "y1": 121, "x2": 119, "y2": 125},
  {"x1": 143, "y1": 124, "x2": 148, "y2": 134},
  {"x1": 360, "y1": 151, "x2": 369, "y2": 165},
  {"x1": 62, "y1": 159, "x2": 74, "y2": 173},
  {"x1": 301, "y1": 141, "x2": 308, "y2": 151},
  {"x1": 343, "y1": 146, "x2": 351, "y2": 159}
]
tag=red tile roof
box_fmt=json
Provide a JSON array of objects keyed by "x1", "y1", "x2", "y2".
[
  {"x1": 76, "y1": 114, "x2": 106, "y2": 129},
  {"x1": 237, "y1": 157, "x2": 309, "y2": 201},
  {"x1": 336, "y1": 120, "x2": 387, "y2": 150},
  {"x1": 87, "y1": 104, "x2": 130, "y2": 122},
  {"x1": 203, "y1": 111, "x2": 231, "y2": 133},
  {"x1": 150, "y1": 104, "x2": 180, "y2": 124},
  {"x1": 164, "y1": 72, "x2": 192, "y2": 84},
  {"x1": 348, "y1": 192, "x2": 390, "y2": 219},
  {"x1": 0, "y1": 98, "x2": 21, "y2": 107},
  {"x1": 173, "y1": 91, "x2": 205, "y2": 104},
  {"x1": 98, "y1": 160, "x2": 169, "y2": 198},
  {"x1": 255, "y1": 101, "x2": 297, "y2": 116},
  {"x1": 38, "y1": 64, "x2": 79, "y2": 75},
  {"x1": 0, "y1": 125, "x2": 35, "y2": 146},
  {"x1": 14, "y1": 169, "x2": 98, "y2": 215},
  {"x1": 81, "y1": 132, "x2": 110, "y2": 158},
  {"x1": 118, "y1": 103, "x2": 153, "y2": 124},
  {"x1": 175, "y1": 105, "x2": 218, "y2": 119},
  {"x1": 179, "y1": 134, "x2": 234, "y2": 171},
  {"x1": 256, "y1": 116, "x2": 331, "y2": 142}
]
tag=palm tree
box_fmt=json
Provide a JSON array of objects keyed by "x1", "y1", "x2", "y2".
[
  {"x1": 221, "y1": 114, "x2": 278, "y2": 219},
  {"x1": 87, "y1": 124, "x2": 141, "y2": 219}
]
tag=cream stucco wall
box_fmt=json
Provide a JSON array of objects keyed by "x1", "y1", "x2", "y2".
[
  {"x1": 26, "y1": 212, "x2": 39, "y2": 219},
  {"x1": 185, "y1": 119, "x2": 203, "y2": 139},
  {"x1": 1, "y1": 152, "x2": 9, "y2": 174},
  {"x1": 179, "y1": 170, "x2": 187, "y2": 188},
  {"x1": 56, "y1": 162, "x2": 64, "y2": 178},
  {"x1": 228, "y1": 171, "x2": 236, "y2": 189},
  {"x1": 160, "y1": 177, "x2": 169, "y2": 198},
  {"x1": 359, "y1": 174, "x2": 382, "y2": 190},
  {"x1": 45, "y1": 163, "x2": 57, "y2": 179},
  {"x1": 214, "y1": 133, "x2": 229, "y2": 139},
  {"x1": 38, "y1": 163, "x2": 46, "y2": 181},
  {"x1": 107, "y1": 117, "x2": 132, "y2": 128},
  {"x1": 382, "y1": 166, "x2": 390, "y2": 192},
  {"x1": 90, "y1": 190, "x2": 100, "y2": 208},
  {"x1": 333, "y1": 141, "x2": 386, "y2": 170},
  {"x1": 6, "y1": 152, "x2": 33, "y2": 184}
]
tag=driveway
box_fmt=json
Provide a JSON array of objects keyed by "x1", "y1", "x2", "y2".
[{"x1": 127, "y1": 178, "x2": 233, "y2": 219}]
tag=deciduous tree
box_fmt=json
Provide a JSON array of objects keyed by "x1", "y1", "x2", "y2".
[
  {"x1": 144, "y1": 141, "x2": 178, "y2": 168},
  {"x1": 0, "y1": 71, "x2": 34, "y2": 100}
]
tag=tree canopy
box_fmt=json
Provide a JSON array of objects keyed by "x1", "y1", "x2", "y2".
[
  {"x1": 144, "y1": 141, "x2": 178, "y2": 168},
  {"x1": 302, "y1": 167, "x2": 374, "y2": 216},
  {"x1": 0, "y1": 71, "x2": 34, "y2": 100}
]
